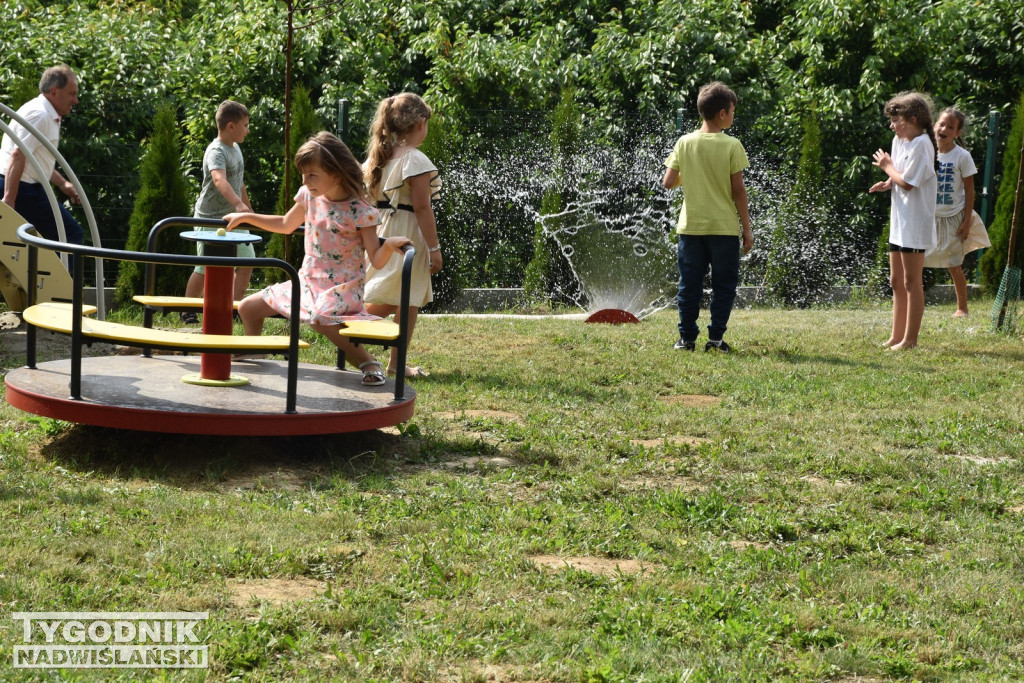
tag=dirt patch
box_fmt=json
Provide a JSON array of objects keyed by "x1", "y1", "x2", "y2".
[
  {"x1": 1007, "y1": 505, "x2": 1024, "y2": 515},
  {"x1": 631, "y1": 436, "x2": 710, "y2": 448},
  {"x1": 657, "y1": 395, "x2": 721, "y2": 408},
  {"x1": 947, "y1": 453, "x2": 1004, "y2": 466},
  {"x1": 436, "y1": 410, "x2": 522, "y2": 422},
  {"x1": 801, "y1": 475, "x2": 853, "y2": 488},
  {"x1": 220, "y1": 466, "x2": 312, "y2": 492},
  {"x1": 617, "y1": 475, "x2": 704, "y2": 494},
  {"x1": 230, "y1": 577, "x2": 326, "y2": 607},
  {"x1": 0, "y1": 313, "x2": 122, "y2": 370},
  {"x1": 441, "y1": 456, "x2": 516, "y2": 470},
  {"x1": 438, "y1": 661, "x2": 550, "y2": 683},
  {"x1": 530, "y1": 555, "x2": 655, "y2": 577}
]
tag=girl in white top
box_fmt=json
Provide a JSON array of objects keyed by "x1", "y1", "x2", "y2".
[
  {"x1": 869, "y1": 91, "x2": 938, "y2": 350},
  {"x1": 925, "y1": 107, "x2": 978, "y2": 316},
  {"x1": 363, "y1": 93, "x2": 442, "y2": 378}
]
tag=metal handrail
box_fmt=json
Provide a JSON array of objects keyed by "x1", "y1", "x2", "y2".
[{"x1": 17, "y1": 222, "x2": 304, "y2": 413}]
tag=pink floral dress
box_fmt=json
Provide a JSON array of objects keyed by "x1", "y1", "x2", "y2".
[{"x1": 260, "y1": 187, "x2": 381, "y2": 324}]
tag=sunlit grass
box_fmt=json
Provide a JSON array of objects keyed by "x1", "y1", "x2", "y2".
[{"x1": 1, "y1": 299, "x2": 1022, "y2": 681}]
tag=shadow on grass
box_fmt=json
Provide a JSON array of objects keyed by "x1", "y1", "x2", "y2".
[
  {"x1": 39, "y1": 425, "x2": 418, "y2": 490},
  {"x1": 38, "y1": 421, "x2": 563, "y2": 490}
]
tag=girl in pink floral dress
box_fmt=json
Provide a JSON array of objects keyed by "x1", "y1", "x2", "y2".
[{"x1": 225, "y1": 132, "x2": 411, "y2": 385}]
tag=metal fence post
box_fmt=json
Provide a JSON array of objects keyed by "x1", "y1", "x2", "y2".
[
  {"x1": 977, "y1": 110, "x2": 1001, "y2": 269},
  {"x1": 980, "y1": 110, "x2": 1001, "y2": 226},
  {"x1": 337, "y1": 98, "x2": 350, "y2": 143}
]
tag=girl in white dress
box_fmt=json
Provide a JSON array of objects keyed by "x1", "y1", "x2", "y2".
[
  {"x1": 924, "y1": 107, "x2": 979, "y2": 317},
  {"x1": 869, "y1": 92, "x2": 938, "y2": 350},
  {"x1": 363, "y1": 93, "x2": 442, "y2": 378}
]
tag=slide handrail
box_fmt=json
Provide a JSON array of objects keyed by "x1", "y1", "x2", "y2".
[{"x1": 0, "y1": 100, "x2": 105, "y2": 317}]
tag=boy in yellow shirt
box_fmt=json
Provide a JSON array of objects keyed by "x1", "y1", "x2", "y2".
[{"x1": 663, "y1": 82, "x2": 753, "y2": 352}]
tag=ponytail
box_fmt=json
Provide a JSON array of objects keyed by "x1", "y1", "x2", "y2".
[
  {"x1": 924, "y1": 124, "x2": 939, "y2": 173},
  {"x1": 364, "y1": 97, "x2": 395, "y2": 196},
  {"x1": 363, "y1": 93, "x2": 433, "y2": 195}
]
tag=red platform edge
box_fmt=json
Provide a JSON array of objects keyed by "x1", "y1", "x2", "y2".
[
  {"x1": 4, "y1": 382, "x2": 415, "y2": 436},
  {"x1": 585, "y1": 308, "x2": 641, "y2": 324}
]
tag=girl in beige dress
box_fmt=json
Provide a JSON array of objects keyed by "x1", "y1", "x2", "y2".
[{"x1": 363, "y1": 93, "x2": 442, "y2": 377}]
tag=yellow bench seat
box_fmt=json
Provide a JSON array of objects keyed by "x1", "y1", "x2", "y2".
[
  {"x1": 133, "y1": 295, "x2": 240, "y2": 309},
  {"x1": 23, "y1": 302, "x2": 308, "y2": 352},
  {"x1": 337, "y1": 319, "x2": 400, "y2": 342}
]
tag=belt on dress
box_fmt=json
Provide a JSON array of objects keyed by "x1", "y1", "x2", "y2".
[{"x1": 376, "y1": 200, "x2": 414, "y2": 212}]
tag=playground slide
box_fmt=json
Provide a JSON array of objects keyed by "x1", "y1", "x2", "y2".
[{"x1": 0, "y1": 200, "x2": 73, "y2": 311}]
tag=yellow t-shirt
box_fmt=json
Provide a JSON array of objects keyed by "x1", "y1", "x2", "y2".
[{"x1": 664, "y1": 131, "x2": 748, "y2": 235}]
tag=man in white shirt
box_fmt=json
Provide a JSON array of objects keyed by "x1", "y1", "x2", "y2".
[{"x1": 0, "y1": 65, "x2": 84, "y2": 250}]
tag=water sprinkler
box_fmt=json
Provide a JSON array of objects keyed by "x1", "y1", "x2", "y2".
[{"x1": 585, "y1": 308, "x2": 640, "y2": 324}]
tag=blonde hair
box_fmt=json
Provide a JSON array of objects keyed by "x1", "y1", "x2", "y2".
[
  {"x1": 295, "y1": 131, "x2": 367, "y2": 201},
  {"x1": 364, "y1": 93, "x2": 432, "y2": 194},
  {"x1": 884, "y1": 91, "x2": 938, "y2": 171}
]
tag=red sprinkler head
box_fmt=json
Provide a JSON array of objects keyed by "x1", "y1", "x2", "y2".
[{"x1": 585, "y1": 308, "x2": 640, "y2": 324}]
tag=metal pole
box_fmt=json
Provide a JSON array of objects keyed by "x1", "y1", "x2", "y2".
[
  {"x1": 675, "y1": 108, "x2": 684, "y2": 135},
  {"x1": 338, "y1": 98, "x2": 350, "y2": 143},
  {"x1": 975, "y1": 110, "x2": 1000, "y2": 275},
  {"x1": 980, "y1": 110, "x2": 1001, "y2": 226}
]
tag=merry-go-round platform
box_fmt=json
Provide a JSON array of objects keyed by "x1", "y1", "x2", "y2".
[{"x1": 5, "y1": 354, "x2": 415, "y2": 436}]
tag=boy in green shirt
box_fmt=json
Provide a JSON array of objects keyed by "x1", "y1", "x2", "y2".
[
  {"x1": 181, "y1": 100, "x2": 253, "y2": 323},
  {"x1": 663, "y1": 82, "x2": 753, "y2": 352}
]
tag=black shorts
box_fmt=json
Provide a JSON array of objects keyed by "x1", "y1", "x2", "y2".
[{"x1": 889, "y1": 243, "x2": 925, "y2": 254}]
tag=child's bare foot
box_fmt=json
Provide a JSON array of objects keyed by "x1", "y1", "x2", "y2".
[
  {"x1": 387, "y1": 365, "x2": 430, "y2": 378},
  {"x1": 889, "y1": 341, "x2": 917, "y2": 350},
  {"x1": 882, "y1": 338, "x2": 899, "y2": 347},
  {"x1": 953, "y1": 309, "x2": 969, "y2": 317}
]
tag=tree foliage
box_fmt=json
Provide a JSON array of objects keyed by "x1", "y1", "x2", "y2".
[
  {"x1": 762, "y1": 112, "x2": 836, "y2": 307},
  {"x1": 261, "y1": 84, "x2": 321, "y2": 284},
  {"x1": 979, "y1": 90, "x2": 1024, "y2": 292},
  {"x1": 113, "y1": 103, "x2": 191, "y2": 307},
  {"x1": 2, "y1": 0, "x2": 1023, "y2": 301}
]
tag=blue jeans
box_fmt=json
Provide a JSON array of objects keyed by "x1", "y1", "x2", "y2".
[
  {"x1": 676, "y1": 234, "x2": 740, "y2": 342},
  {"x1": 0, "y1": 176, "x2": 84, "y2": 272}
]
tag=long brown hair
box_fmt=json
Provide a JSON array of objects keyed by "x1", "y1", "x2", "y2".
[
  {"x1": 294, "y1": 131, "x2": 367, "y2": 201},
  {"x1": 884, "y1": 91, "x2": 939, "y2": 172},
  {"x1": 363, "y1": 93, "x2": 432, "y2": 194}
]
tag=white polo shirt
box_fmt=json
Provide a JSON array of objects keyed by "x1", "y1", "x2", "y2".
[
  {"x1": 0, "y1": 94, "x2": 62, "y2": 185},
  {"x1": 889, "y1": 133, "x2": 937, "y2": 249}
]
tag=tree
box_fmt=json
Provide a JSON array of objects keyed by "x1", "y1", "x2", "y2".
[
  {"x1": 523, "y1": 89, "x2": 583, "y2": 306},
  {"x1": 762, "y1": 112, "x2": 836, "y2": 306},
  {"x1": 261, "y1": 84, "x2": 321, "y2": 284},
  {"x1": 979, "y1": 90, "x2": 1024, "y2": 293},
  {"x1": 113, "y1": 104, "x2": 191, "y2": 308}
]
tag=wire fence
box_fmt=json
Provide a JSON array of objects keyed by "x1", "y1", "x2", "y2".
[{"x1": 22, "y1": 101, "x2": 1006, "y2": 296}]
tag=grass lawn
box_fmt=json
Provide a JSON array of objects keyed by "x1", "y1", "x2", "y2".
[{"x1": 1, "y1": 299, "x2": 1023, "y2": 681}]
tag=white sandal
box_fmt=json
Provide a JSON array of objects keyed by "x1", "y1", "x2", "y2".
[{"x1": 359, "y1": 360, "x2": 386, "y2": 386}]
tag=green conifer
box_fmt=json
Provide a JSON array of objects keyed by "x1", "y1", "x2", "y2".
[
  {"x1": 113, "y1": 104, "x2": 191, "y2": 308},
  {"x1": 261, "y1": 85, "x2": 321, "y2": 284}
]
